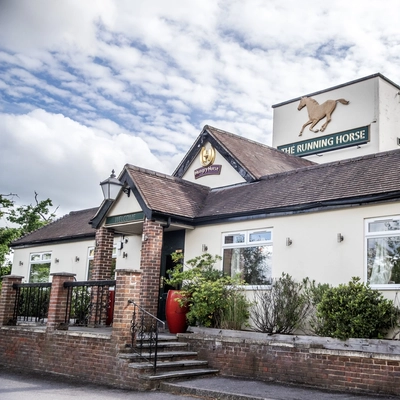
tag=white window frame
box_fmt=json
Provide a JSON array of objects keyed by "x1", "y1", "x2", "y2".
[
  {"x1": 222, "y1": 228, "x2": 273, "y2": 288},
  {"x1": 28, "y1": 252, "x2": 52, "y2": 283},
  {"x1": 365, "y1": 216, "x2": 400, "y2": 290}
]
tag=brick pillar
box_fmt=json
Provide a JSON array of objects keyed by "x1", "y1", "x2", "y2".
[
  {"x1": 111, "y1": 269, "x2": 141, "y2": 350},
  {"x1": 47, "y1": 272, "x2": 76, "y2": 332},
  {"x1": 139, "y1": 218, "x2": 163, "y2": 316},
  {"x1": 0, "y1": 275, "x2": 23, "y2": 326},
  {"x1": 92, "y1": 226, "x2": 114, "y2": 280}
]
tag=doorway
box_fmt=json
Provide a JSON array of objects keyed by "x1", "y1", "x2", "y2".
[{"x1": 158, "y1": 230, "x2": 185, "y2": 321}]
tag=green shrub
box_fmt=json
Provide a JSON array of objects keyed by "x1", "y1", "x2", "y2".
[
  {"x1": 302, "y1": 279, "x2": 331, "y2": 334},
  {"x1": 165, "y1": 253, "x2": 250, "y2": 329},
  {"x1": 251, "y1": 273, "x2": 310, "y2": 334},
  {"x1": 218, "y1": 288, "x2": 250, "y2": 330},
  {"x1": 315, "y1": 277, "x2": 399, "y2": 340}
]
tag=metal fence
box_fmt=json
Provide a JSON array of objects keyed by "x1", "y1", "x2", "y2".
[
  {"x1": 12, "y1": 282, "x2": 52, "y2": 324},
  {"x1": 64, "y1": 280, "x2": 116, "y2": 327}
]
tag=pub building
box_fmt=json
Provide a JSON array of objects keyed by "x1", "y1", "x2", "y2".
[{"x1": 11, "y1": 73, "x2": 400, "y2": 320}]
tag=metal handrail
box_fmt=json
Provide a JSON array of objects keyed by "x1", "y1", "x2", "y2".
[{"x1": 128, "y1": 300, "x2": 165, "y2": 373}]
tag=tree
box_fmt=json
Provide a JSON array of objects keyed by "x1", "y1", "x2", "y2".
[{"x1": 0, "y1": 192, "x2": 57, "y2": 287}]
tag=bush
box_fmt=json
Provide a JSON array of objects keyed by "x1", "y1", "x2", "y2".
[
  {"x1": 219, "y1": 288, "x2": 250, "y2": 330},
  {"x1": 315, "y1": 277, "x2": 399, "y2": 340},
  {"x1": 165, "y1": 253, "x2": 250, "y2": 329},
  {"x1": 251, "y1": 273, "x2": 310, "y2": 334},
  {"x1": 302, "y1": 279, "x2": 331, "y2": 334}
]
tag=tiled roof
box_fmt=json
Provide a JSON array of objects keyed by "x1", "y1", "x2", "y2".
[
  {"x1": 206, "y1": 126, "x2": 315, "y2": 179},
  {"x1": 128, "y1": 149, "x2": 400, "y2": 222},
  {"x1": 16, "y1": 148, "x2": 400, "y2": 244},
  {"x1": 197, "y1": 150, "x2": 400, "y2": 219},
  {"x1": 125, "y1": 165, "x2": 210, "y2": 219},
  {"x1": 11, "y1": 207, "x2": 98, "y2": 246}
]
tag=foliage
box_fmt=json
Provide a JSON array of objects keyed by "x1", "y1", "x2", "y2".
[
  {"x1": 0, "y1": 192, "x2": 57, "y2": 289},
  {"x1": 241, "y1": 246, "x2": 271, "y2": 285},
  {"x1": 302, "y1": 279, "x2": 331, "y2": 334},
  {"x1": 314, "y1": 277, "x2": 399, "y2": 340},
  {"x1": 219, "y1": 289, "x2": 250, "y2": 330},
  {"x1": 251, "y1": 273, "x2": 311, "y2": 334},
  {"x1": 7, "y1": 193, "x2": 55, "y2": 233},
  {"x1": 165, "y1": 253, "x2": 250, "y2": 329}
]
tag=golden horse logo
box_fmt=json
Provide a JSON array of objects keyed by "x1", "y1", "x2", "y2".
[
  {"x1": 298, "y1": 96, "x2": 349, "y2": 136},
  {"x1": 200, "y1": 145, "x2": 216, "y2": 167}
]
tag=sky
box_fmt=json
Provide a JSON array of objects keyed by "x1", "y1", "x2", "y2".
[{"x1": 1, "y1": 0, "x2": 400, "y2": 221}]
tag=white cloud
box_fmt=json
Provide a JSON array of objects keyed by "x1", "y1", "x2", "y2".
[
  {"x1": 0, "y1": 0, "x2": 400, "y2": 216},
  {"x1": 0, "y1": 109, "x2": 165, "y2": 216}
]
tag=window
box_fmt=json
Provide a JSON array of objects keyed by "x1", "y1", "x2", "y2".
[
  {"x1": 29, "y1": 252, "x2": 51, "y2": 283},
  {"x1": 87, "y1": 246, "x2": 117, "y2": 280},
  {"x1": 222, "y1": 229, "x2": 272, "y2": 286},
  {"x1": 366, "y1": 216, "x2": 400, "y2": 287}
]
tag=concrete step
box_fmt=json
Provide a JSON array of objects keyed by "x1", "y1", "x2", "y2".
[
  {"x1": 140, "y1": 368, "x2": 219, "y2": 381},
  {"x1": 119, "y1": 350, "x2": 198, "y2": 362},
  {"x1": 129, "y1": 359, "x2": 209, "y2": 370},
  {"x1": 133, "y1": 341, "x2": 188, "y2": 351}
]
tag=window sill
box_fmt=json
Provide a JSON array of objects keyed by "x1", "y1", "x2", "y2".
[{"x1": 369, "y1": 284, "x2": 400, "y2": 291}]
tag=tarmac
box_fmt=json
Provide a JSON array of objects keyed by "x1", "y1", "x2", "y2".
[
  {"x1": 161, "y1": 375, "x2": 400, "y2": 400},
  {"x1": 1, "y1": 363, "x2": 399, "y2": 399}
]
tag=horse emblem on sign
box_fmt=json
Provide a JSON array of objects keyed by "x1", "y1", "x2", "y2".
[
  {"x1": 200, "y1": 145, "x2": 216, "y2": 167},
  {"x1": 298, "y1": 96, "x2": 349, "y2": 136}
]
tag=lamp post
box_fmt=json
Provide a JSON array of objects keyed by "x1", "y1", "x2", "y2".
[{"x1": 100, "y1": 170, "x2": 123, "y2": 200}]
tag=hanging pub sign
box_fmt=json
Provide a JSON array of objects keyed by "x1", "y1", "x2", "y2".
[
  {"x1": 194, "y1": 144, "x2": 222, "y2": 179},
  {"x1": 277, "y1": 126, "x2": 370, "y2": 157}
]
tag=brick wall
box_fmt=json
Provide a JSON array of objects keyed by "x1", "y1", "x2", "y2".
[
  {"x1": 0, "y1": 275, "x2": 23, "y2": 325},
  {"x1": 0, "y1": 327, "x2": 148, "y2": 390},
  {"x1": 139, "y1": 218, "x2": 163, "y2": 316},
  {"x1": 0, "y1": 268, "x2": 151, "y2": 390},
  {"x1": 92, "y1": 226, "x2": 114, "y2": 280},
  {"x1": 178, "y1": 328, "x2": 400, "y2": 396}
]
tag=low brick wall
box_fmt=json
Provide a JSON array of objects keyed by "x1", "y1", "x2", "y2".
[
  {"x1": 178, "y1": 327, "x2": 400, "y2": 396},
  {"x1": 0, "y1": 269, "x2": 146, "y2": 389},
  {"x1": 0, "y1": 326, "x2": 149, "y2": 390}
]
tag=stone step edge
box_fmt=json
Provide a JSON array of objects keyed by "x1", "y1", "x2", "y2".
[
  {"x1": 140, "y1": 368, "x2": 219, "y2": 381},
  {"x1": 119, "y1": 351, "x2": 198, "y2": 359},
  {"x1": 129, "y1": 359, "x2": 208, "y2": 370},
  {"x1": 132, "y1": 342, "x2": 187, "y2": 348},
  {"x1": 160, "y1": 381, "x2": 264, "y2": 400}
]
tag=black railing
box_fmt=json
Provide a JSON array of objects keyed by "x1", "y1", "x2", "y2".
[
  {"x1": 12, "y1": 282, "x2": 52, "y2": 325},
  {"x1": 64, "y1": 280, "x2": 116, "y2": 327},
  {"x1": 129, "y1": 300, "x2": 165, "y2": 373}
]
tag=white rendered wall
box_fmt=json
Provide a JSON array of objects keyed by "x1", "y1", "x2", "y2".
[
  {"x1": 113, "y1": 233, "x2": 142, "y2": 271},
  {"x1": 107, "y1": 189, "x2": 142, "y2": 216},
  {"x1": 184, "y1": 201, "x2": 400, "y2": 298},
  {"x1": 378, "y1": 78, "x2": 400, "y2": 151},
  {"x1": 12, "y1": 232, "x2": 143, "y2": 282},
  {"x1": 182, "y1": 142, "x2": 246, "y2": 187},
  {"x1": 12, "y1": 239, "x2": 95, "y2": 282}
]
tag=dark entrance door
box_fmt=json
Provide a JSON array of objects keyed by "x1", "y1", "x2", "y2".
[{"x1": 158, "y1": 230, "x2": 185, "y2": 321}]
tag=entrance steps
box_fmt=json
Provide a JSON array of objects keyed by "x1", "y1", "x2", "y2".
[{"x1": 119, "y1": 334, "x2": 219, "y2": 386}]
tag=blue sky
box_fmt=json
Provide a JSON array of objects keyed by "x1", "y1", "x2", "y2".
[{"x1": 1, "y1": 0, "x2": 400, "y2": 219}]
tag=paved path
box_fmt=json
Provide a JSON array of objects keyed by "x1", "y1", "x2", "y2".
[
  {"x1": 164, "y1": 376, "x2": 399, "y2": 400},
  {"x1": 1, "y1": 365, "x2": 398, "y2": 400},
  {"x1": 0, "y1": 365, "x2": 198, "y2": 400}
]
